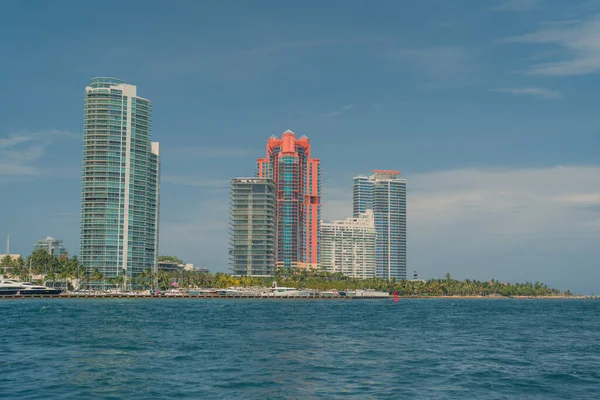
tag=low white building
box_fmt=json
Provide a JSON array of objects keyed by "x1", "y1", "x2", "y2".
[
  {"x1": 183, "y1": 263, "x2": 194, "y2": 271},
  {"x1": 320, "y1": 210, "x2": 376, "y2": 279},
  {"x1": 0, "y1": 254, "x2": 22, "y2": 262}
]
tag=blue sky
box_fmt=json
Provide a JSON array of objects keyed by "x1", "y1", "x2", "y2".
[{"x1": 1, "y1": 0, "x2": 599, "y2": 293}]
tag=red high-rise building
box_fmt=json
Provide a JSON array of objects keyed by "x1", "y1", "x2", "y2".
[{"x1": 257, "y1": 130, "x2": 321, "y2": 271}]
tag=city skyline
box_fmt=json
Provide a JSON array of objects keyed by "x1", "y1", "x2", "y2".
[{"x1": 1, "y1": 1, "x2": 600, "y2": 293}]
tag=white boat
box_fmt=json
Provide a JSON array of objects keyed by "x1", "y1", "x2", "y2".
[
  {"x1": 0, "y1": 279, "x2": 62, "y2": 295},
  {"x1": 261, "y1": 286, "x2": 314, "y2": 297},
  {"x1": 352, "y1": 289, "x2": 390, "y2": 298},
  {"x1": 186, "y1": 289, "x2": 218, "y2": 295}
]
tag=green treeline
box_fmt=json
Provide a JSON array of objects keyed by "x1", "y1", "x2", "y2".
[
  {"x1": 156, "y1": 270, "x2": 569, "y2": 297},
  {"x1": 0, "y1": 250, "x2": 571, "y2": 296},
  {"x1": 1, "y1": 250, "x2": 84, "y2": 284}
]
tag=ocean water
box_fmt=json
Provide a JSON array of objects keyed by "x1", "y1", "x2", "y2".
[{"x1": 1, "y1": 299, "x2": 599, "y2": 399}]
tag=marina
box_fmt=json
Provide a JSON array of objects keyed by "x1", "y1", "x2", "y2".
[
  {"x1": 0, "y1": 284, "x2": 391, "y2": 300},
  {"x1": 0, "y1": 293, "x2": 392, "y2": 300},
  {"x1": 0, "y1": 277, "x2": 393, "y2": 299}
]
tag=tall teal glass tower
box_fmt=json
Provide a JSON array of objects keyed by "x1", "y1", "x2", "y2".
[
  {"x1": 353, "y1": 170, "x2": 406, "y2": 280},
  {"x1": 80, "y1": 77, "x2": 160, "y2": 286}
]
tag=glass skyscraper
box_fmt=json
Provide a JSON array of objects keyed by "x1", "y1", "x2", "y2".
[
  {"x1": 80, "y1": 77, "x2": 160, "y2": 286},
  {"x1": 353, "y1": 170, "x2": 407, "y2": 280},
  {"x1": 257, "y1": 130, "x2": 321, "y2": 271},
  {"x1": 229, "y1": 178, "x2": 277, "y2": 276}
]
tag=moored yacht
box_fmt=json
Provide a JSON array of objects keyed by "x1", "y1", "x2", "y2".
[
  {"x1": 217, "y1": 287, "x2": 264, "y2": 296},
  {"x1": 353, "y1": 289, "x2": 389, "y2": 298},
  {"x1": 0, "y1": 279, "x2": 63, "y2": 295},
  {"x1": 187, "y1": 289, "x2": 218, "y2": 296},
  {"x1": 0, "y1": 279, "x2": 24, "y2": 295},
  {"x1": 261, "y1": 286, "x2": 315, "y2": 297},
  {"x1": 217, "y1": 288, "x2": 243, "y2": 296}
]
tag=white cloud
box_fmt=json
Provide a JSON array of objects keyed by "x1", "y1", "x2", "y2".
[
  {"x1": 490, "y1": 87, "x2": 563, "y2": 99},
  {"x1": 492, "y1": 0, "x2": 544, "y2": 12},
  {"x1": 408, "y1": 165, "x2": 599, "y2": 230},
  {"x1": 320, "y1": 104, "x2": 355, "y2": 118},
  {"x1": 553, "y1": 193, "x2": 600, "y2": 204},
  {"x1": 0, "y1": 130, "x2": 75, "y2": 177},
  {"x1": 503, "y1": 15, "x2": 600, "y2": 75},
  {"x1": 409, "y1": 166, "x2": 600, "y2": 291},
  {"x1": 322, "y1": 165, "x2": 600, "y2": 292},
  {"x1": 0, "y1": 135, "x2": 32, "y2": 149}
]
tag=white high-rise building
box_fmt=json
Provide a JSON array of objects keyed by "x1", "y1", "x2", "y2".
[
  {"x1": 320, "y1": 210, "x2": 376, "y2": 279},
  {"x1": 80, "y1": 77, "x2": 160, "y2": 286},
  {"x1": 353, "y1": 170, "x2": 407, "y2": 280}
]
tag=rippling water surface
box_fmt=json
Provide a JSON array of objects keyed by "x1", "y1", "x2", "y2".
[{"x1": 1, "y1": 299, "x2": 599, "y2": 399}]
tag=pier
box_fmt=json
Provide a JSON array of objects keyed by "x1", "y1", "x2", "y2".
[{"x1": 0, "y1": 293, "x2": 392, "y2": 300}]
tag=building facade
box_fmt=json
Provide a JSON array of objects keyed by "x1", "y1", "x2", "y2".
[
  {"x1": 158, "y1": 262, "x2": 184, "y2": 272},
  {"x1": 320, "y1": 210, "x2": 376, "y2": 279},
  {"x1": 353, "y1": 170, "x2": 407, "y2": 280},
  {"x1": 229, "y1": 178, "x2": 277, "y2": 276},
  {"x1": 80, "y1": 77, "x2": 160, "y2": 285},
  {"x1": 257, "y1": 130, "x2": 321, "y2": 271},
  {"x1": 33, "y1": 236, "x2": 67, "y2": 257}
]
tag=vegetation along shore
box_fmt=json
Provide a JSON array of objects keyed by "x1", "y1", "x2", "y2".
[{"x1": 1, "y1": 250, "x2": 577, "y2": 297}]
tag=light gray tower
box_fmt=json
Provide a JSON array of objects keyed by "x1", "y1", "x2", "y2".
[
  {"x1": 353, "y1": 170, "x2": 407, "y2": 280},
  {"x1": 229, "y1": 178, "x2": 276, "y2": 276},
  {"x1": 80, "y1": 77, "x2": 160, "y2": 287}
]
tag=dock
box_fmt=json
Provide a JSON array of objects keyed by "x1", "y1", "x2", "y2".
[{"x1": 0, "y1": 294, "x2": 391, "y2": 300}]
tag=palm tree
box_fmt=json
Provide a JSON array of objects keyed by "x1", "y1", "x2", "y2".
[
  {"x1": 91, "y1": 269, "x2": 104, "y2": 291},
  {"x1": 158, "y1": 271, "x2": 170, "y2": 290},
  {"x1": 1, "y1": 255, "x2": 13, "y2": 274}
]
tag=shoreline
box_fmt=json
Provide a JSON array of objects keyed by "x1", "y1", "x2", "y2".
[{"x1": 0, "y1": 294, "x2": 595, "y2": 300}]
